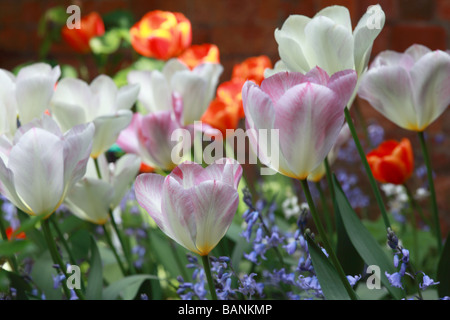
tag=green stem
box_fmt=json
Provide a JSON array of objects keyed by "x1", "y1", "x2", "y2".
[
  {"x1": 403, "y1": 184, "x2": 432, "y2": 231},
  {"x1": 201, "y1": 254, "x2": 217, "y2": 300},
  {"x1": 50, "y1": 215, "x2": 86, "y2": 292},
  {"x1": 344, "y1": 107, "x2": 391, "y2": 229},
  {"x1": 417, "y1": 131, "x2": 442, "y2": 254},
  {"x1": 93, "y1": 157, "x2": 136, "y2": 274},
  {"x1": 42, "y1": 219, "x2": 85, "y2": 300},
  {"x1": 102, "y1": 224, "x2": 127, "y2": 276},
  {"x1": 50, "y1": 216, "x2": 77, "y2": 266},
  {"x1": 108, "y1": 209, "x2": 136, "y2": 275},
  {"x1": 300, "y1": 179, "x2": 358, "y2": 300},
  {"x1": 315, "y1": 181, "x2": 334, "y2": 241},
  {"x1": 402, "y1": 187, "x2": 419, "y2": 267}
]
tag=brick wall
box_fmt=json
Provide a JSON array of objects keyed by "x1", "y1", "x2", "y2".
[{"x1": 0, "y1": 0, "x2": 449, "y2": 231}]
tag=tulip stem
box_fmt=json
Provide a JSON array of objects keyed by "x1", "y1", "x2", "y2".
[
  {"x1": 102, "y1": 224, "x2": 127, "y2": 276},
  {"x1": 344, "y1": 107, "x2": 391, "y2": 229},
  {"x1": 42, "y1": 219, "x2": 85, "y2": 300},
  {"x1": 300, "y1": 179, "x2": 357, "y2": 300},
  {"x1": 417, "y1": 131, "x2": 442, "y2": 254},
  {"x1": 108, "y1": 209, "x2": 137, "y2": 275},
  {"x1": 201, "y1": 254, "x2": 217, "y2": 300},
  {"x1": 315, "y1": 181, "x2": 334, "y2": 241}
]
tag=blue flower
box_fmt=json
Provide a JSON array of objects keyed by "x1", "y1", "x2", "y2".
[
  {"x1": 385, "y1": 271, "x2": 403, "y2": 289},
  {"x1": 419, "y1": 273, "x2": 439, "y2": 291}
]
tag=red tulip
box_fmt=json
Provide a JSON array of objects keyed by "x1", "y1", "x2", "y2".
[
  {"x1": 130, "y1": 10, "x2": 192, "y2": 60},
  {"x1": 232, "y1": 55, "x2": 272, "y2": 86},
  {"x1": 178, "y1": 44, "x2": 220, "y2": 69},
  {"x1": 61, "y1": 12, "x2": 105, "y2": 54},
  {"x1": 6, "y1": 226, "x2": 26, "y2": 240},
  {"x1": 367, "y1": 138, "x2": 414, "y2": 185}
]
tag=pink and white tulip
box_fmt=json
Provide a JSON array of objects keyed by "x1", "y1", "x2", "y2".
[
  {"x1": 358, "y1": 44, "x2": 450, "y2": 132},
  {"x1": 117, "y1": 111, "x2": 193, "y2": 171},
  {"x1": 243, "y1": 67, "x2": 357, "y2": 180},
  {"x1": 50, "y1": 74, "x2": 139, "y2": 157},
  {"x1": 0, "y1": 115, "x2": 94, "y2": 217},
  {"x1": 135, "y1": 158, "x2": 242, "y2": 256}
]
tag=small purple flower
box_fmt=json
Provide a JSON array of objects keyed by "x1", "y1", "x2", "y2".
[
  {"x1": 385, "y1": 271, "x2": 403, "y2": 289},
  {"x1": 420, "y1": 273, "x2": 439, "y2": 291}
]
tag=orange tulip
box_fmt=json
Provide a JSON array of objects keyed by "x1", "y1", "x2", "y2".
[
  {"x1": 178, "y1": 44, "x2": 220, "y2": 69},
  {"x1": 5, "y1": 226, "x2": 26, "y2": 240},
  {"x1": 61, "y1": 12, "x2": 105, "y2": 54},
  {"x1": 231, "y1": 55, "x2": 273, "y2": 86},
  {"x1": 139, "y1": 162, "x2": 154, "y2": 173},
  {"x1": 130, "y1": 10, "x2": 192, "y2": 60},
  {"x1": 201, "y1": 79, "x2": 245, "y2": 136},
  {"x1": 367, "y1": 138, "x2": 414, "y2": 185}
]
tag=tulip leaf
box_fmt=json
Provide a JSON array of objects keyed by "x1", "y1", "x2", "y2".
[
  {"x1": 335, "y1": 196, "x2": 365, "y2": 275},
  {"x1": 332, "y1": 175, "x2": 404, "y2": 300},
  {"x1": 86, "y1": 235, "x2": 103, "y2": 300},
  {"x1": 305, "y1": 233, "x2": 352, "y2": 300},
  {"x1": 103, "y1": 275, "x2": 159, "y2": 300},
  {"x1": 437, "y1": 232, "x2": 450, "y2": 298},
  {"x1": 0, "y1": 239, "x2": 35, "y2": 256}
]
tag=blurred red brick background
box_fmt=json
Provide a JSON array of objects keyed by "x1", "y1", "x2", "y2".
[{"x1": 0, "y1": 0, "x2": 449, "y2": 233}]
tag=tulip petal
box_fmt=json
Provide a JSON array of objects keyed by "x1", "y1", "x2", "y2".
[
  {"x1": 162, "y1": 175, "x2": 198, "y2": 253},
  {"x1": 304, "y1": 16, "x2": 354, "y2": 75},
  {"x1": 135, "y1": 173, "x2": 165, "y2": 225},
  {"x1": 316, "y1": 5, "x2": 352, "y2": 32},
  {"x1": 90, "y1": 75, "x2": 118, "y2": 116},
  {"x1": 127, "y1": 70, "x2": 172, "y2": 113},
  {"x1": 274, "y1": 15, "x2": 312, "y2": 72},
  {"x1": 261, "y1": 71, "x2": 308, "y2": 102},
  {"x1": 63, "y1": 122, "x2": 95, "y2": 191},
  {"x1": 52, "y1": 77, "x2": 92, "y2": 122},
  {"x1": 15, "y1": 64, "x2": 60, "y2": 124},
  {"x1": 91, "y1": 110, "x2": 132, "y2": 158},
  {"x1": 64, "y1": 178, "x2": 113, "y2": 225},
  {"x1": 275, "y1": 82, "x2": 344, "y2": 179},
  {"x1": 116, "y1": 83, "x2": 139, "y2": 111},
  {"x1": 410, "y1": 51, "x2": 450, "y2": 131},
  {"x1": 358, "y1": 66, "x2": 418, "y2": 130},
  {"x1": 353, "y1": 4, "x2": 385, "y2": 75},
  {"x1": 116, "y1": 112, "x2": 142, "y2": 154},
  {"x1": 170, "y1": 71, "x2": 208, "y2": 125},
  {"x1": 0, "y1": 157, "x2": 30, "y2": 214},
  {"x1": 110, "y1": 154, "x2": 140, "y2": 209},
  {"x1": 327, "y1": 69, "x2": 358, "y2": 107},
  {"x1": 190, "y1": 180, "x2": 239, "y2": 256},
  {"x1": 169, "y1": 161, "x2": 205, "y2": 188},
  {"x1": 139, "y1": 111, "x2": 178, "y2": 170},
  {"x1": 8, "y1": 128, "x2": 64, "y2": 216},
  {"x1": 199, "y1": 158, "x2": 243, "y2": 189}
]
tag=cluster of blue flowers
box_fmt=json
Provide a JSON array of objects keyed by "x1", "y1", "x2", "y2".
[{"x1": 385, "y1": 228, "x2": 440, "y2": 297}]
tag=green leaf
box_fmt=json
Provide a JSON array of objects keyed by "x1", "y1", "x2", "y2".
[
  {"x1": 103, "y1": 275, "x2": 159, "y2": 300},
  {"x1": 332, "y1": 175, "x2": 404, "y2": 300},
  {"x1": 437, "y1": 232, "x2": 450, "y2": 298},
  {"x1": 305, "y1": 233, "x2": 352, "y2": 300},
  {"x1": 86, "y1": 236, "x2": 103, "y2": 300},
  {"x1": 335, "y1": 197, "x2": 364, "y2": 275},
  {"x1": 0, "y1": 239, "x2": 35, "y2": 256}
]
